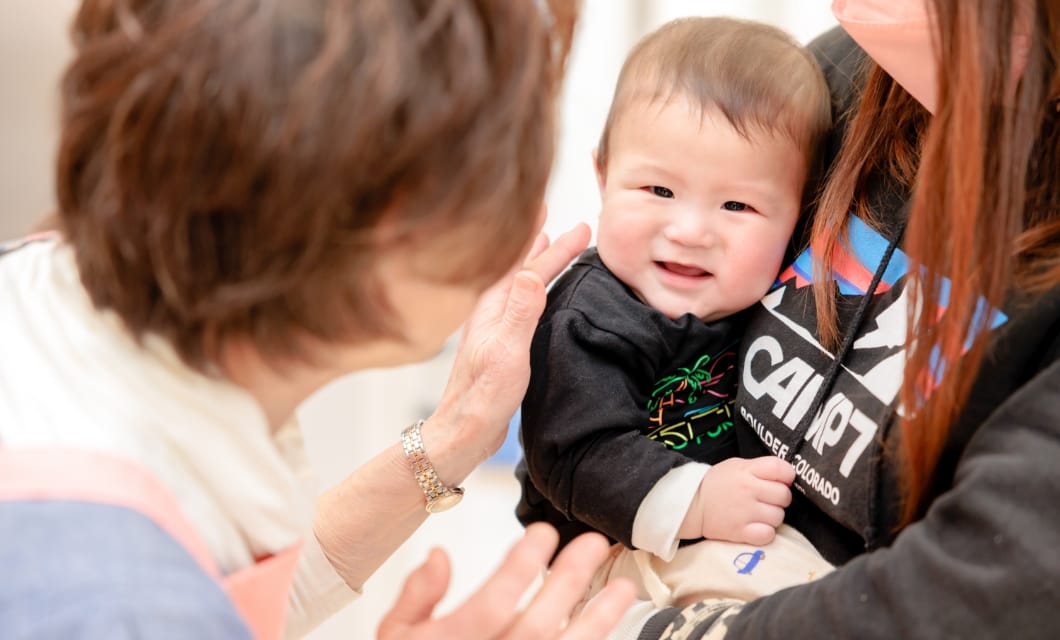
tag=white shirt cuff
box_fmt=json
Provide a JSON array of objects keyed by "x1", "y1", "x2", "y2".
[
  {"x1": 284, "y1": 531, "x2": 361, "y2": 639},
  {"x1": 630, "y1": 462, "x2": 709, "y2": 561}
]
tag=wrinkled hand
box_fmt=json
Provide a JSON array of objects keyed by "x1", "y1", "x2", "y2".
[
  {"x1": 678, "y1": 456, "x2": 795, "y2": 546},
  {"x1": 377, "y1": 523, "x2": 635, "y2": 640},
  {"x1": 430, "y1": 222, "x2": 591, "y2": 470}
]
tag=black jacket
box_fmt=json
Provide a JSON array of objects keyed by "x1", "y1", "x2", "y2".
[
  {"x1": 516, "y1": 248, "x2": 743, "y2": 550},
  {"x1": 726, "y1": 27, "x2": 1060, "y2": 638}
]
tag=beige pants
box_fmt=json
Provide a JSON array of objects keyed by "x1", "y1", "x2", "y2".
[{"x1": 588, "y1": 525, "x2": 834, "y2": 608}]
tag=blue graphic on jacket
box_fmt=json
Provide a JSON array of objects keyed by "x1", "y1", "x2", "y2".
[{"x1": 769, "y1": 216, "x2": 1008, "y2": 394}]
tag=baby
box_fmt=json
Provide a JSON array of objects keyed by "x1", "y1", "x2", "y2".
[{"x1": 516, "y1": 16, "x2": 835, "y2": 633}]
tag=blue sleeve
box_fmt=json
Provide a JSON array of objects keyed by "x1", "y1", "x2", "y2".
[{"x1": 0, "y1": 500, "x2": 252, "y2": 639}]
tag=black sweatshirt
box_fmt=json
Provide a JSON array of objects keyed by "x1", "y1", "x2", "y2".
[
  {"x1": 724, "y1": 27, "x2": 1060, "y2": 638},
  {"x1": 516, "y1": 248, "x2": 744, "y2": 550}
]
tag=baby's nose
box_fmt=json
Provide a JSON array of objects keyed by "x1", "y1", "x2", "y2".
[{"x1": 664, "y1": 208, "x2": 715, "y2": 247}]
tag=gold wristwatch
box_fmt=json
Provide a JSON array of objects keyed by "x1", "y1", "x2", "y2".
[{"x1": 401, "y1": 420, "x2": 465, "y2": 513}]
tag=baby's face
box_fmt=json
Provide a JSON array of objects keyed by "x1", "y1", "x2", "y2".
[{"x1": 595, "y1": 95, "x2": 805, "y2": 322}]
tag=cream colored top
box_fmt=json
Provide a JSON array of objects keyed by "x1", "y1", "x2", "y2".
[{"x1": 0, "y1": 239, "x2": 357, "y2": 637}]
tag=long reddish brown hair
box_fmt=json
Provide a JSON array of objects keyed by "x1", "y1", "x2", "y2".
[
  {"x1": 813, "y1": 0, "x2": 1060, "y2": 523},
  {"x1": 811, "y1": 65, "x2": 929, "y2": 349}
]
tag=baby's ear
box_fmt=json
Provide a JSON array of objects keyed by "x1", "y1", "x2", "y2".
[{"x1": 592, "y1": 148, "x2": 606, "y2": 195}]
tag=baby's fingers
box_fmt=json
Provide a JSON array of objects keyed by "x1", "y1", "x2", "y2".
[
  {"x1": 741, "y1": 522, "x2": 779, "y2": 547},
  {"x1": 748, "y1": 456, "x2": 795, "y2": 484},
  {"x1": 756, "y1": 479, "x2": 793, "y2": 508}
]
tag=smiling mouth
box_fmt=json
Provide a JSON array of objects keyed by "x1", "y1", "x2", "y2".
[{"x1": 656, "y1": 261, "x2": 711, "y2": 278}]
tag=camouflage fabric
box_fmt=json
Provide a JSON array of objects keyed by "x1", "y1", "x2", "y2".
[{"x1": 642, "y1": 599, "x2": 745, "y2": 640}]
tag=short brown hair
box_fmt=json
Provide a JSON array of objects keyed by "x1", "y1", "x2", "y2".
[
  {"x1": 56, "y1": 0, "x2": 576, "y2": 370},
  {"x1": 596, "y1": 16, "x2": 831, "y2": 174}
]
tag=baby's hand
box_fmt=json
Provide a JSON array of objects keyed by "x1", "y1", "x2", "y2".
[{"x1": 677, "y1": 457, "x2": 795, "y2": 546}]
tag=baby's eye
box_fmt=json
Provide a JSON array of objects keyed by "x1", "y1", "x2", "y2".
[
  {"x1": 647, "y1": 186, "x2": 674, "y2": 199},
  {"x1": 723, "y1": 201, "x2": 750, "y2": 211}
]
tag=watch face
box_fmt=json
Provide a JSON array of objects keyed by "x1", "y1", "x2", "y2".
[{"x1": 426, "y1": 491, "x2": 464, "y2": 514}]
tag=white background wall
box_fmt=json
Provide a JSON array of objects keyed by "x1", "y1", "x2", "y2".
[{"x1": 0, "y1": 2, "x2": 837, "y2": 638}]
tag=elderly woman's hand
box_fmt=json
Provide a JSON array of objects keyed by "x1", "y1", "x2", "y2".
[
  {"x1": 378, "y1": 524, "x2": 635, "y2": 639},
  {"x1": 423, "y1": 222, "x2": 591, "y2": 483}
]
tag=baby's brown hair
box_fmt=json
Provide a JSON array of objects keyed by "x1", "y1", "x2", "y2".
[{"x1": 596, "y1": 16, "x2": 831, "y2": 178}]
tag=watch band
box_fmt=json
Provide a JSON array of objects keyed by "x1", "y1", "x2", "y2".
[{"x1": 400, "y1": 420, "x2": 465, "y2": 513}]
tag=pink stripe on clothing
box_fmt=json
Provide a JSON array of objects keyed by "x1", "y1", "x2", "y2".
[{"x1": 0, "y1": 447, "x2": 221, "y2": 578}]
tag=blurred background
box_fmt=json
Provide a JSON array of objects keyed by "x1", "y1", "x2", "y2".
[{"x1": 0, "y1": 1, "x2": 836, "y2": 637}]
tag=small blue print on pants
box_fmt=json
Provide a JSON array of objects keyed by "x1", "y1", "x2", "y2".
[{"x1": 734, "y1": 550, "x2": 765, "y2": 575}]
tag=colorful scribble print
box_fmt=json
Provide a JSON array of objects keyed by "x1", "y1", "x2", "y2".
[{"x1": 646, "y1": 349, "x2": 736, "y2": 451}]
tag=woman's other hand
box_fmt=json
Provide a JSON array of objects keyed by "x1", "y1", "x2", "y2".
[{"x1": 377, "y1": 523, "x2": 635, "y2": 639}]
